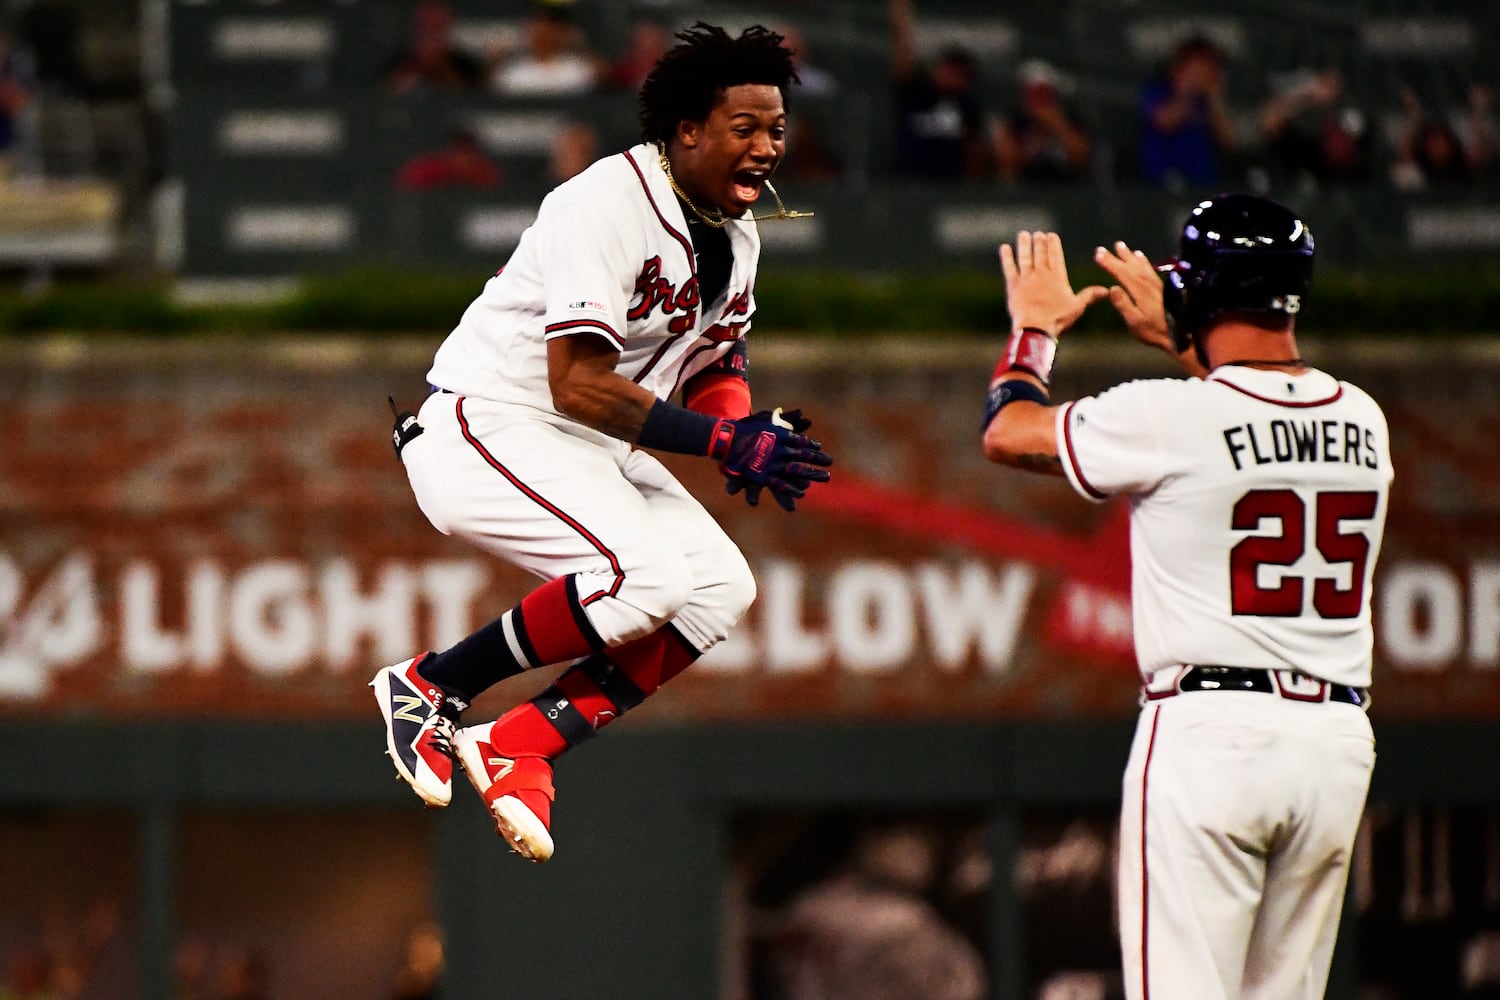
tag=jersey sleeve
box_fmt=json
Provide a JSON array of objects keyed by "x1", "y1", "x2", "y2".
[
  {"x1": 534, "y1": 195, "x2": 640, "y2": 352},
  {"x1": 1055, "y1": 379, "x2": 1175, "y2": 502}
]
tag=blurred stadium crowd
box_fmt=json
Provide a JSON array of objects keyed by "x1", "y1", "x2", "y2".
[{"x1": 0, "y1": 0, "x2": 1495, "y2": 278}]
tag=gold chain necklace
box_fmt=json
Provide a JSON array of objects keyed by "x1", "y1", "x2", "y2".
[
  {"x1": 657, "y1": 146, "x2": 815, "y2": 226},
  {"x1": 659, "y1": 149, "x2": 728, "y2": 228}
]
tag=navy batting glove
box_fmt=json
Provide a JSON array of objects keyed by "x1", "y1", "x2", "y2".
[
  {"x1": 724, "y1": 408, "x2": 812, "y2": 507},
  {"x1": 724, "y1": 475, "x2": 764, "y2": 507},
  {"x1": 720, "y1": 408, "x2": 833, "y2": 511},
  {"x1": 773, "y1": 407, "x2": 813, "y2": 434}
]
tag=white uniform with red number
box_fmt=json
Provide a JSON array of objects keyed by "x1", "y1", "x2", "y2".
[
  {"x1": 1056, "y1": 365, "x2": 1392, "y2": 1000},
  {"x1": 401, "y1": 142, "x2": 760, "y2": 653}
]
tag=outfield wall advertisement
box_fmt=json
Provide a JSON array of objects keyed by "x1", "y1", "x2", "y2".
[{"x1": 0, "y1": 338, "x2": 1493, "y2": 720}]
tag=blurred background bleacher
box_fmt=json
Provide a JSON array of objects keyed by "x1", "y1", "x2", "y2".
[{"x1": 0, "y1": 0, "x2": 1496, "y2": 284}]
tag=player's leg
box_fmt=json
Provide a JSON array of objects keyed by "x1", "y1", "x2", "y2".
[
  {"x1": 1118, "y1": 698, "x2": 1271, "y2": 1000},
  {"x1": 413, "y1": 397, "x2": 702, "y2": 664},
  {"x1": 458, "y1": 447, "x2": 755, "y2": 860},
  {"x1": 487, "y1": 447, "x2": 754, "y2": 746},
  {"x1": 1239, "y1": 705, "x2": 1375, "y2": 1000},
  {"x1": 376, "y1": 396, "x2": 699, "y2": 812}
]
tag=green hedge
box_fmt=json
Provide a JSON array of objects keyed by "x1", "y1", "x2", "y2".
[{"x1": 1, "y1": 262, "x2": 1498, "y2": 336}]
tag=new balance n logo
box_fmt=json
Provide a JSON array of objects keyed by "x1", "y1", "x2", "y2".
[{"x1": 392, "y1": 694, "x2": 429, "y2": 724}]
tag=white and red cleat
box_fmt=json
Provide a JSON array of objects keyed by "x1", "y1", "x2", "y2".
[{"x1": 452, "y1": 725, "x2": 556, "y2": 863}]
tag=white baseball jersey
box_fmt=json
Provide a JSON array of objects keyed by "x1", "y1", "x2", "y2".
[
  {"x1": 1055, "y1": 363, "x2": 1390, "y2": 1000},
  {"x1": 427, "y1": 142, "x2": 759, "y2": 410},
  {"x1": 404, "y1": 142, "x2": 765, "y2": 657},
  {"x1": 1055, "y1": 364, "x2": 1392, "y2": 687}
]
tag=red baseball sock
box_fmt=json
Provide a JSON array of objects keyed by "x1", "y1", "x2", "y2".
[
  {"x1": 480, "y1": 627, "x2": 701, "y2": 828},
  {"x1": 515, "y1": 576, "x2": 601, "y2": 666},
  {"x1": 487, "y1": 626, "x2": 701, "y2": 758}
]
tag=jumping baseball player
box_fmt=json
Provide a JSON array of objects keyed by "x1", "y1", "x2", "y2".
[
  {"x1": 980, "y1": 196, "x2": 1390, "y2": 998},
  {"x1": 372, "y1": 23, "x2": 831, "y2": 862}
]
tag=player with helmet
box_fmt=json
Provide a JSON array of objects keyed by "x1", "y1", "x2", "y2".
[
  {"x1": 980, "y1": 195, "x2": 1391, "y2": 998},
  {"x1": 372, "y1": 23, "x2": 831, "y2": 863}
]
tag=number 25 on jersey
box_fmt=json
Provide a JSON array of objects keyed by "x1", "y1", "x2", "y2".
[{"x1": 1230, "y1": 488, "x2": 1380, "y2": 619}]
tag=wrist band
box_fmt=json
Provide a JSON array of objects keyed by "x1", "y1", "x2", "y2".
[
  {"x1": 1001, "y1": 326, "x2": 1058, "y2": 385},
  {"x1": 638, "y1": 398, "x2": 730, "y2": 457},
  {"x1": 981, "y1": 377, "x2": 1050, "y2": 430}
]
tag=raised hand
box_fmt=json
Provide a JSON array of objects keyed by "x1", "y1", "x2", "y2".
[
  {"x1": 1093, "y1": 241, "x2": 1173, "y2": 353},
  {"x1": 999, "y1": 230, "x2": 1107, "y2": 336}
]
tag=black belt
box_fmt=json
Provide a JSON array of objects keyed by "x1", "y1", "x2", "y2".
[{"x1": 1162, "y1": 666, "x2": 1368, "y2": 708}]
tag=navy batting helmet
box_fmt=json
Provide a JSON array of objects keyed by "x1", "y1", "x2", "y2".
[{"x1": 1158, "y1": 194, "x2": 1314, "y2": 363}]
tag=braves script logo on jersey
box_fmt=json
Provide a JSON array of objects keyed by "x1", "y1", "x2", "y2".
[
  {"x1": 630, "y1": 256, "x2": 700, "y2": 333},
  {"x1": 696, "y1": 288, "x2": 752, "y2": 350},
  {"x1": 723, "y1": 287, "x2": 751, "y2": 319}
]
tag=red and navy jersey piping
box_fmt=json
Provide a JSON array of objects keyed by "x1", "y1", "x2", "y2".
[
  {"x1": 1210, "y1": 373, "x2": 1344, "y2": 408},
  {"x1": 1061, "y1": 400, "x2": 1110, "y2": 500}
]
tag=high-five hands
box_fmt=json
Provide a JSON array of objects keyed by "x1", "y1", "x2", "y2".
[
  {"x1": 999, "y1": 231, "x2": 1107, "y2": 336},
  {"x1": 1092, "y1": 241, "x2": 1174, "y2": 353},
  {"x1": 1000, "y1": 232, "x2": 1202, "y2": 376}
]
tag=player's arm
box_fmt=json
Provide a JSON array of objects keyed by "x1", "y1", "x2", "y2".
[
  {"x1": 981, "y1": 231, "x2": 1106, "y2": 474},
  {"x1": 681, "y1": 339, "x2": 818, "y2": 508},
  {"x1": 549, "y1": 333, "x2": 830, "y2": 512},
  {"x1": 681, "y1": 338, "x2": 752, "y2": 420},
  {"x1": 1093, "y1": 241, "x2": 1208, "y2": 378},
  {"x1": 546, "y1": 333, "x2": 659, "y2": 440}
]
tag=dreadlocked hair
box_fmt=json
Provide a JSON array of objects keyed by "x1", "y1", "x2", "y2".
[{"x1": 637, "y1": 22, "x2": 799, "y2": 145}]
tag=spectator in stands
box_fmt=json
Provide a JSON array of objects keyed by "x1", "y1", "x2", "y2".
[
  {"x1": 488, "y1": 2, "x2": 601, "y2": 99},
  {"x1": 601, "y1": 17, "x2": 671, "y2": 93},
  {"x1": 547, "y1": 120, "x2": 597, "y2": 184},
  {"x1": 383, "y1": 0, "x2": 486, "y2": 94},
  {"x1": 1391, "y1": 84, "x2": 1493, "y2": 190},
  {"x1": 1257, "y1": 69, "x2": 1375, "y2": 188},
  {"x1": 395, "y1": 129, "x2": 503, "y2": 190},
  {"x1": 776, "y1": 23, "x2": 838, "y2": 99},
  {"x1": 0, "y1": 28, "x2": 34, "y2": 180},
  {"x1": 758, "y1": 820, "x2": 987, "y2": 1000},
  {"x1": 888, "y1": 0, "x2": 989, "y2": 181},
  {"x1": 1138, "y1": 34, "x2": 1236, "y2": 190},
  {"x1": 768, "y1": 22, "x2": 843, "y2": 184},
  {"x1": 992, "y1": 59, "x2": 1093, "y2": 184},
  {"x1": 776, "y1": 115, "x2": 845, "y2": 184}
]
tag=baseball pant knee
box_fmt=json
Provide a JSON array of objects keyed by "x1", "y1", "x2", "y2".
[
  {"x1": 665, "y1": 542, "x2": 756, "y2": 652},
  {"x1": 579, "y1": 547, "x2": 695, "y2": 648}
]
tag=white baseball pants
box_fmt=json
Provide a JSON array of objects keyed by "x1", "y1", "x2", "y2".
[
  {"x1": 403, "y1": 393, "x2": 755, "y2": 654},
  {"x1": 1118, "y1": 692, "x2": 1375, "y2": 1000}
]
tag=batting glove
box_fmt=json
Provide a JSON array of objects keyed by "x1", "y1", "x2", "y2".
[{"x1": 721, "y1": 408, "x2": 832, "y2": 512}]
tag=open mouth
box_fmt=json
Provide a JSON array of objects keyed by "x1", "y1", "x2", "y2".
[{"x1": 731, "y1": 169, "x2": 769, "y2": 205}]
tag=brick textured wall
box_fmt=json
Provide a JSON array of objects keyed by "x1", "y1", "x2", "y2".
[{"x1": 0, "y1": 336, "x2": 1494, "y2": 720}]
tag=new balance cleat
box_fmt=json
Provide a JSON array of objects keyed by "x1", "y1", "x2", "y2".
[
  {"x1": 371, "y1": 654, "x2": 460, "y2": 808},
  {"x1": 452, "y1": 725, "x2": 556, "y2": 863}
]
